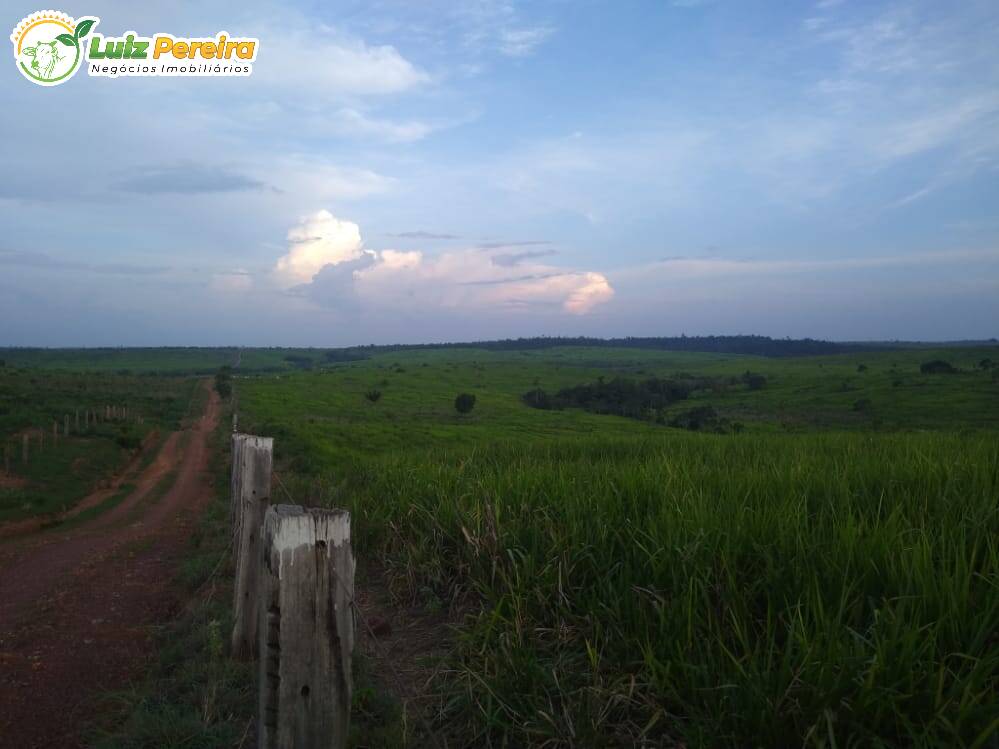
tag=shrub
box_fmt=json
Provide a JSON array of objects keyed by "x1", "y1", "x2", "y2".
[
  {"x1": 365, "y1": 389, "x2": 382, "y2": 404},
  {"x1": 214, "y1": 367, "x2": 232, "y2": 399},
  {"x1": 522, "y1": 388, "x2": 553, "y2": 410},
  {"x1": 454, "y1": 393, "x2": 476, "y2": 414},
  {"x1": 857, "y1": 364, "x2": 867, "y2": 372},
  {"x1": 920, "y1": 360, "x2": 957, "y2": 374},
  {"x1": 669, "y1": 405, "x2": 731, "y2": 433},
  {"x1": 742, "y1": 371, "x2": 767, "y2": 390}
]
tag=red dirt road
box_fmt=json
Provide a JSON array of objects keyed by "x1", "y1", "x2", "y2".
[{"x1": 0, "y1": 383, "x2": 221, "y2": 748}]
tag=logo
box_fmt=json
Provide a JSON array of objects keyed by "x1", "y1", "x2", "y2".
[
  {"x1": 11, "y1": 11, "x2": 96, "y2": 86},
  {"x1": 11, "y1": 11, "x2": 257, "y2": 85}
]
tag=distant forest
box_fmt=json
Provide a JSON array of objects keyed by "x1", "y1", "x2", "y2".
[{"x1": 339, "y1": 335, "x2": 888, "y2": 358}]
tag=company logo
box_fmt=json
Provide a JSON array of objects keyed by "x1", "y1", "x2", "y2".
[
  {"x1": 11, "y1": 11, "x2": 257, "y2": 86},
  {"x1": 11, "y1": 11, "x2": 95, "y2": 86}
]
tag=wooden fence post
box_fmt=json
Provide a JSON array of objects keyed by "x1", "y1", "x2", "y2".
[
  {"x1": 52, "y1": 421, "x2": 58, "y2": 445},
  {"x1": 230, "y1": 433, "x2": 247, "y2": 551},
  {"x1": 22, "y1": 434, "x2": 28, "y2": 463},
  {"x1": 258, "y1": 505, "x2": 354, "y2": 749},
  {"x1": 231, "y1": 434, "x2": 273, "y2": 659},
  {"x1": 64, "y1": 415, "x2": 69, "y2": 437}
]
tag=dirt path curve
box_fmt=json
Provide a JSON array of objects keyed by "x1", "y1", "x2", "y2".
[{"x1": 0, "y1": 382, "x2": 221, "y2": 749}]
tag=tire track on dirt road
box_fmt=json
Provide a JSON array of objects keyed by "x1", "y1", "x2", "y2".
[{"x1": 0, "y1": 381, "x2": 221, "y2": 749}]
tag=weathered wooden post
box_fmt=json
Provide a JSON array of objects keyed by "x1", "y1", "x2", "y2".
[
  {"x1": 258, "y1": 505, "x2": 354, "y2": 749},
  {"x1": 22, "y1": 434, "x2": 29, "y2": 463},
  {"x1": 64, "y1": 415, "x2": 69, "y2": 437},
  {"x1": 230, "y1": 434, "x2": 273, "y2": 659},
  {"x1": 75, "y1": 409, "x2": 80, "y2": 433},
  {"x1": 3, "y1": 443, "x2": 9, "y2": 475},
  {"x1": 230, "y1": 433, "x2": 247, "y2": 549},
  {"x1": 52, "y1": 421, "x2": 58, "y2": 445}
]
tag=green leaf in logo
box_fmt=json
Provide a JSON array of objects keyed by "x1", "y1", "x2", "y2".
[
  {"x1": 56, "y1": 33, "x2": 76, "y2": 47},
  {"x1": 74, "y1": 19, "x2": 96, "y2": 39}
]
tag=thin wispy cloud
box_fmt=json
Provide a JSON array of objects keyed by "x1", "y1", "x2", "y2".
[
  {"x1": 116, "y1": 165, "x2": 268, "y2": 195},
  {"x1": 386, "y1": 231, "x2": 462, "y2": 240}
]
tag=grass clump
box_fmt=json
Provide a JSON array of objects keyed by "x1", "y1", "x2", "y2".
[{"x1": 346, "y1": 432, "x2": 999, "y2": 747}]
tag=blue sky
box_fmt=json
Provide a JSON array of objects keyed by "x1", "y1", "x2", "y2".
[{"x1": 1, "y1": 0, "x2": 997, "y2": 345}]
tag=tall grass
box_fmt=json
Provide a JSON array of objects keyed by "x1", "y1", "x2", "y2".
[{"x1": 343, "y1": 432, "x2": 999, "y2": 747}]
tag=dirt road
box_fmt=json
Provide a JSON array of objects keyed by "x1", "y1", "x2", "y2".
[{"x1": 0, "y1": 383, "x2": 221, "y2": 748}]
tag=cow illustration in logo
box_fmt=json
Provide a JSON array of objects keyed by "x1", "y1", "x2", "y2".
[{"x1": 11, "y1": 11, "x2": 97, "y2": 86}]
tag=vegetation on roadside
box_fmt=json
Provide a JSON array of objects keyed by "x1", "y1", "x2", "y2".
[{"x1": 0, "y1": 370, "x2": 196, "y2": 522}]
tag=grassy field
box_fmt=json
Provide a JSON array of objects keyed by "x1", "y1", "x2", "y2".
[
  {"x1": 0, "y1": 346, "x2": 359, "y2": 374},
  {"x1": 232, "y1": 345, "x2": 998, "y2": 747},
  {"x1": 0, "y1": 367, "x2": 197, "y2": 521},
  {"x1": 5, "y1": 343, "x2": 994, "y2": 746}
]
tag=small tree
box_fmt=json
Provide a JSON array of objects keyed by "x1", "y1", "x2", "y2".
[
  {"x1": 857, "y1": 364, "x2": 867, "y2": 373},
  {"x1": 365, "y1": 389, "x2": 382, "y2": 404},
  {"x1": 920, "y1": 360, "x2": 957, "y2": 375},
  {"x1": 215, "y1": 367, "x2": 233, "y2": 399},
  {"x1": 454, "y1": 393, "x2": 476, "y2": 415}
]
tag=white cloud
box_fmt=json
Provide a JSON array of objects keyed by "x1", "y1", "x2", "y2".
[
  {"x1": 499, "y1": 27, "x2": 555, "y2": 57},
  {"x1": 324, "y1": 108, "x2": 435, "y2": 143},
  {"x1": 263, "y1": 157, "x2": 395, "y2": 203},
  {"x1": 279, "y1": 210, "x2": 613, "y2": 315},
  {"x1": 257, "y1": 26, "x2": 429, "y2": 97},
  {"x1": 274, "y1": 210, "x2": 365, "y2": 288},
  {"x1": 355, "y1": 249, "x2": 613, "y2": 314}
]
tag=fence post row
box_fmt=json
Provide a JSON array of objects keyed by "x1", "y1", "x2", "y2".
[
  {"x1": 231, "y1": 434, "x2": 274, "y2": 660},
  {"x1": 229, "y1": 425, "x2": 354, "y2": 748}
]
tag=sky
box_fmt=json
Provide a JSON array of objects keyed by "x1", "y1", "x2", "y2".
[{"x1": 1, "y1": 0, "x2": 997, "y2": 346}]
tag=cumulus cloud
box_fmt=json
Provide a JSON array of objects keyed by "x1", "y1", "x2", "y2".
[
  {"x1": 274, "y1": 211, "x2": 365, "y2": 288},
  {"x1": 278, "y1": 211, "x2": 613, "y2": 315}
]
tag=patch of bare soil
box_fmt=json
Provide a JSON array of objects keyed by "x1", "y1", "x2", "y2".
[
  {"x1": 0, "y1": 476, "x2": 27, "y2": 490},
  {"x1": 0, "y1": 383, "x2": 220, "y2": 749}
]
